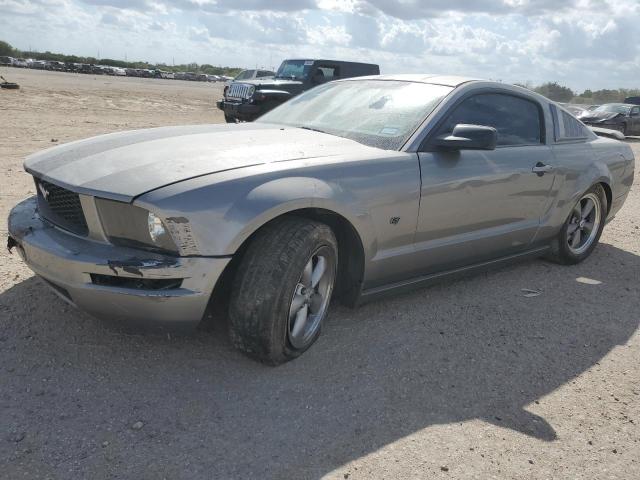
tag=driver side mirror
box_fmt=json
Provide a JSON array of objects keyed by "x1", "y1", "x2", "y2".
[{"x1": 432, "y1": 124, "x2": 497, "y2": 151}]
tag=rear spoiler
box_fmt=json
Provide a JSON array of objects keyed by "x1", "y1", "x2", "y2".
[{"x1": 589, "y1": 126, "x2": 625, "y2": 141}]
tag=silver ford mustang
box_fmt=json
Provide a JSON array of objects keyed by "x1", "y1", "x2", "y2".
[{"x1": 7, "y1": 75, "x2": 635, "y2": 364}]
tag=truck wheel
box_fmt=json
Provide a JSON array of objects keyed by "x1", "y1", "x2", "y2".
[
  {"x1": 548, "y1": 184, "x2": 607, "y2": 265},
  {"x1": 228, "y1": 216, "x2": 337, "y2": 365},
  {"x1": 225, "y1": 114, "x2": 237, "y2": 123}
]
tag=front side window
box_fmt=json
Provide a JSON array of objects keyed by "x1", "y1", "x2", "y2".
[
  {"x1": 258, "y1": 80, "x2": 452, "y2": 150},
  {"x1": 436, "y1": 93, "x2": 543, "y2": 146}
]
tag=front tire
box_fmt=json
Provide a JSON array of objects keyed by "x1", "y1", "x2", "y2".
[
  {"x1": 228, "y1": 217, "x2": 337, "y2": 365},
  {"x1": 549, "y1": 184, "x2": 607, "y2": 264}
]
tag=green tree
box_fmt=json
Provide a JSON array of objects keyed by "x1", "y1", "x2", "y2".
[
  {"x1": 0, "y1": 40, "x2": 18, "y2": 56},
  {"x1": 533, "y1": 82, "x2": 575, "y2": 102}
]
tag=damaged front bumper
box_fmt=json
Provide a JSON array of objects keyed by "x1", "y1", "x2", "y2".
[{"x1": 8, "y1": 197, "x2": 230, "y2": 328}]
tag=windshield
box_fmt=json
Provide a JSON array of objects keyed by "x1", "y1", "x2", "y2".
[
  {"x1": 257, "y1": 80, "x2": 452, "y2": 150},
  {"x1": 234, "y1": 70, "x2": 253, "y2": 81},
  {"x1": 595, "y1": 104, "x2": 630, "y2": 114},
  {"x1": 275, "y1": 60, "x2": 312, "y2": 80}
]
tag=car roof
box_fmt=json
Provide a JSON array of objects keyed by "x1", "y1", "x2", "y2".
[
  {"x1": 339, "y1": 73, "x2": 481, "y2": 87},
  {"x1": 285, "y1": 59, "x2": 379, "y2": 67}
]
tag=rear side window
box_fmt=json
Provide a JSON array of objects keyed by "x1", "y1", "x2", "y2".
[
  {"x1": 551, "y1": 105, "x2": 588, "y2": 141},
  {"x1": 437, "y1": 93, "x2": 543, "y2": 146},
  {"x1": 316, "y1": 66, "x2": 338, "y2": 80}
]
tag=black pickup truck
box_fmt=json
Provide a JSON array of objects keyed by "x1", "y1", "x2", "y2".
[{"x1": 217, "y1": 59, "x2": 380, "y2": 122}]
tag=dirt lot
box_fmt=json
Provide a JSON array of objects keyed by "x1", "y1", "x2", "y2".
[{"x1": 1, "y1": 68, "x2": 639, "y2": 479}]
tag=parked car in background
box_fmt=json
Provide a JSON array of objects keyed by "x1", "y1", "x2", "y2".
[
  {"x1": 30, "y1": 60, "x2": 48, "y2": 70},
  {"x1": 564, "y1": 104, "x2": 588, "y2": 116},
  {"x1": 579, "y1": 103, "x2": 640, "y2": 136},
  {"x1": 0, "y1": 56, "x2": 14, "y2": 66},
  {"x1": 13, "y1": 58, "x2": 29, "y2": 68},
  {"x1": 624, "y1": 96, "x2": 640, "y2": 106},
  {"x1": 47, "y1": 61, "x2": 66, "y2": 71},
  {"x1": 217, "y1": 59, "x2": 380, "y2": 122},
  {"x1": 8, "y1": 75, "x2": 634, "y2": 364}
]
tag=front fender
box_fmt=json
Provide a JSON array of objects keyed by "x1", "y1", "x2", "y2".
[
  {"x1": 223, "y1": 176, "x2": 370, "y2": 254},
  {"x1": 135, "y1": 166, "x2": 374, "y2": 257}
]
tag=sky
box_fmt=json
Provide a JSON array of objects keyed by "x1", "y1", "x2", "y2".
[{"x1": 1, "y1": 0, "x2": 639, "y2": 91}]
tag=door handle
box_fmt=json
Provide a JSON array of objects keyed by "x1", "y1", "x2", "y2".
[{"x1": 532, "y1": 163, "x2": 554, "y2": 176}]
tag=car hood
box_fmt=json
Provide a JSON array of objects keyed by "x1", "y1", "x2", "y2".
[
  {"x1": 24, "y1": 123, "x2": 373, "y2": 202},
  {"x1": 238, "y1": 78, "x2": 303, "y2": 88},
  {"x1": 579, "y1": 111, "x2": 623, "y2": 122}
]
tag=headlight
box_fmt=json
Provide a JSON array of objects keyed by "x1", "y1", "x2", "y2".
[
  {"x1": 148, "y1": 212, "x2": 166, "y2": 242},
  {"x1": 247, "y1": 85, "x2": 255, "y2": 98},
  {"x1": 96, "y1": 198, "x2": 178, "y2": 254}
]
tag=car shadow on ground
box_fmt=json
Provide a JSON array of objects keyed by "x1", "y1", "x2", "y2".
[{"x1": 1, "y1": 243, "x2": 638, "y2": 478}]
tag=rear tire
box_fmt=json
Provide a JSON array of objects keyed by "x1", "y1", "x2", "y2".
[
  {"x1": 548, "y1": 184, "x2": 607, "y2": 265},
  {"x1": 228, "y1": 217, "x2": 338, "y2": 365},
  {"x1": 224, "y1": 114, "x2": 237, "y2": 123}
]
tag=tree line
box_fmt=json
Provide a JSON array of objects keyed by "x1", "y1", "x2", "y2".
[
  {"x1": 0, "y1": 40, "x2": 243, "y2": 77},
  {"x1": 2, "y1": 40, "x2": 638, "y2": 103},
  {"x1": 514, "y1": 81, "x2": 638, "y2": 104}
]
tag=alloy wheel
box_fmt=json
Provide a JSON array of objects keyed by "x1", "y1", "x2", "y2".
[
  {"x1": 566, "y1": 192, "x2": 602, "y2": 255},
  {"x1": 287, "y1": 248, "x2": 335, "y2": 349}
]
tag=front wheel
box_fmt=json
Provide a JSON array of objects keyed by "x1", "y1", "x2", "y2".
[
  {"x1": 224, "y1": 114, "x2": 237, "y2": 123},
  {"x1": 549, "y1": 184, "x2": 607, "y2": 264},
  {"x1": 228, "y1": 217, "x2": 337, "y2": 365}
]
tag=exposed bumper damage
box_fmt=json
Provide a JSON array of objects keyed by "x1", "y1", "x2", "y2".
[
  {"x1": 7, "y1": 196, "x2": 230, "y2": 328},
  {"x1": 589, "y1": 126, "x2": 626, "y2": 141}
]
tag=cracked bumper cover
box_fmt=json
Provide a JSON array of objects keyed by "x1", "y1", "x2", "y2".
[{"x1": 8, "y1": 197, "x2": 230, "y2": 327}]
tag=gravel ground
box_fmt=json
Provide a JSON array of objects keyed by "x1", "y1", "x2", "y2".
[{"x1": 1, "y1": 68, "x2": 639, "y2": 480}]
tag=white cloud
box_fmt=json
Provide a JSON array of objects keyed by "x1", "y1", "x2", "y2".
[{"x1": 0, "y1": 0, "x2": 638, "y2": 90}]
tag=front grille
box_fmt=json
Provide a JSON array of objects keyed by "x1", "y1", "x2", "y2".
[
  {"x1": 226, "y1": 83, "x2": 252, "y2": 100},
  {"x1": 35, "y1": 178, "x2": 88, "y2": 236}
]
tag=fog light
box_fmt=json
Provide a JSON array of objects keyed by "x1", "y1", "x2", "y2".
[{"x1": 148, "y1": 212, "x2": 167, "y2": 243}]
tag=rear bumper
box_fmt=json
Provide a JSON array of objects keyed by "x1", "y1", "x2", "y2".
[
  {"x1": 216, "y1": 100, "x2": 261, "y2": 121},
  {"x1": 8, "y1": 197, "x2": 231, "y2": 329}
]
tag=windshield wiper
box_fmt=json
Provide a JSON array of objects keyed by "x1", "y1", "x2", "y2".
[{"x1": 298, "y1": 126, "x2": 328, "y2": 134}]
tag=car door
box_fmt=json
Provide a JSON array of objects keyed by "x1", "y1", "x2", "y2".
[{"x1": 413, "y1": 92, "x2": 556, "y2": 274}]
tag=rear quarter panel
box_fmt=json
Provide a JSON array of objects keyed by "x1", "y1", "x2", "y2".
[{"x1": 538, "y1": 137, "x2": 634, "y2": 242}]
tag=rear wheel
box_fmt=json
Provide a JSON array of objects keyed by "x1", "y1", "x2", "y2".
[
  {"x1": 224, "y1": 114, "x2": 237, "y2": 123},
  {"x1": 549, "y1": 184, "x2": 607, "y2": 264},
  {"x1": 228, "y1": 217, "x2": 337, "y2": 365}
]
